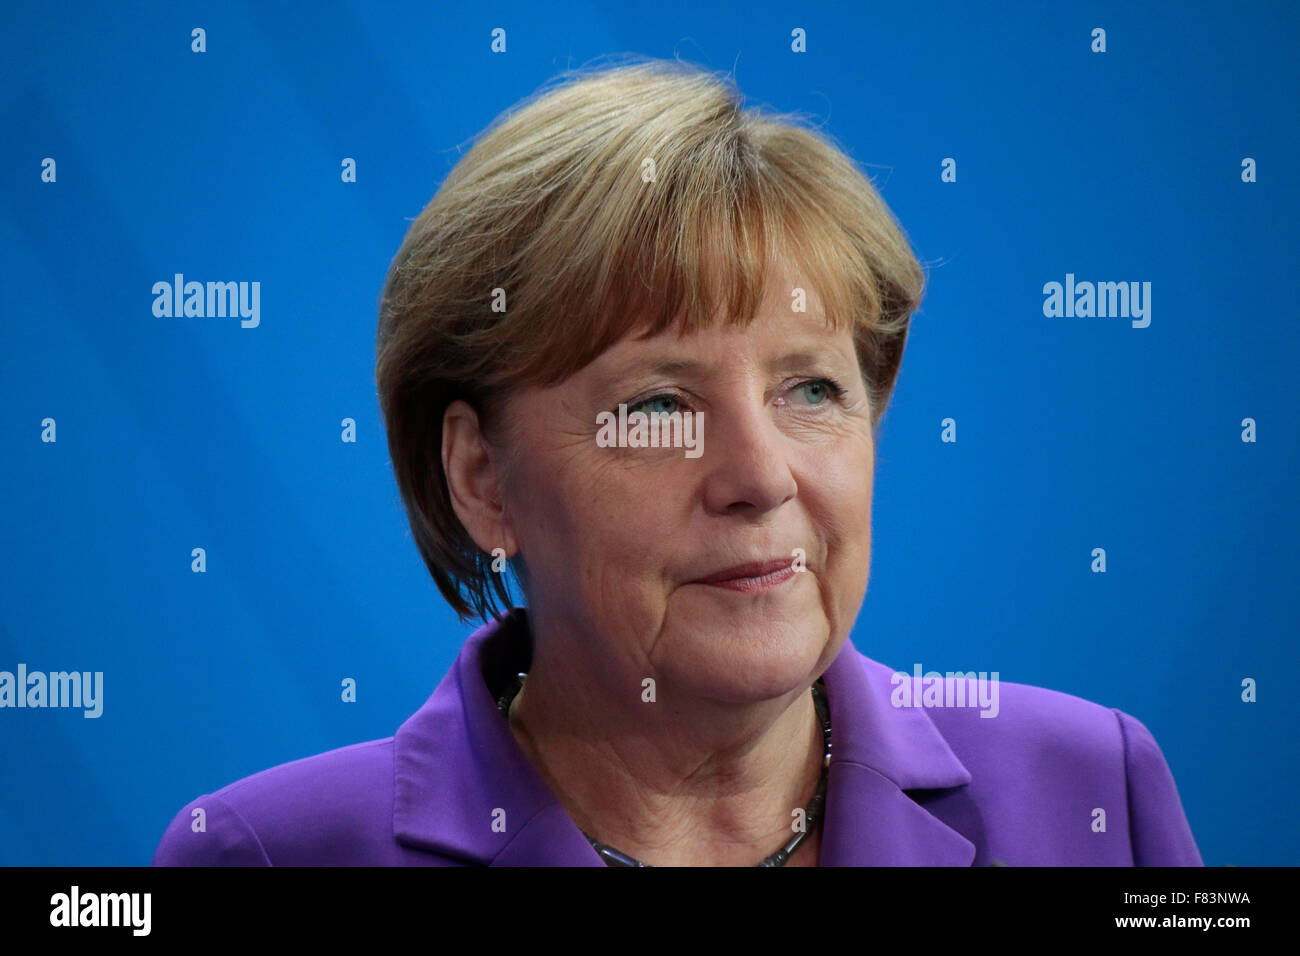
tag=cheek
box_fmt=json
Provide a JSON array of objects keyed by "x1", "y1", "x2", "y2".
[
  {"x1": 814, "y1": 433, "x2": 873, "y2": 507},
  {"x1": 516, "y1": 446, "x2": 682, "y2": 585},
  {"x1": 537, "y1": 466, "x2": 683, "y2": 639},
  {"x1": 811, "y1": 450, "x2": 874, "y2": 636},
  {"x1": 810, "y1": 444, "x2": 873, "y2": 562}
]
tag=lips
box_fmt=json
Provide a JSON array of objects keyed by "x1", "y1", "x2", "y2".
[{"x1": 691, "y1": 557, "x2": 797, "y2": 585}]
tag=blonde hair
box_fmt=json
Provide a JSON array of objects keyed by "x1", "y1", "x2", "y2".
[{"x1": 376, "y1": 58, "x2": 927, "y2": 623}]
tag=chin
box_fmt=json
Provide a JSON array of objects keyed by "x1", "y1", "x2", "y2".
[{"x1": 655, "y1": 607, "x2": 833, "y2": 704}]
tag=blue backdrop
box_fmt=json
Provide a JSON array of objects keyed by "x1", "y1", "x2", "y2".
[{"x1": 2, "y1": 0, "x2": 1296, "y2": 866}]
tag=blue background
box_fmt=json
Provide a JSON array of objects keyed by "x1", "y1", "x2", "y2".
[{"x1": 2, "y1": 0, "x2": 1296, "y2": 866}]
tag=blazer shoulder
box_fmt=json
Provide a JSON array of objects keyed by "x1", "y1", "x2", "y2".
[
  {"x1": 910, "y1": 673, "x2": 1202, "y2": 865},
  {"x1": 1111, "y1": 708, "x2": 1203, "y2": 865},
  {"x1": 918, "y1": 674, "x2": 1174, "y2": 789},
  {"x1": 894, "y1": 669, "x2": 1129, "y2": 766},
  {"x1": 152, "y1": 737, "x2": 397, "y2": 866}
]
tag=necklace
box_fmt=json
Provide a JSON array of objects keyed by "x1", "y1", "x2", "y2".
[{"x1": 496, "y1": 673, "x2": 832, "y2": 866}]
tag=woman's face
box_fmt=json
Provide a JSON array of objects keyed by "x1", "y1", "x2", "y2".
[{"x1": 491, "y1": 260, "x2": 875, "y2": 703}]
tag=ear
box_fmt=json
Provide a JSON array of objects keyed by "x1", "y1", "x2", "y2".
[{"x1": 441, "y1": 399, "x2": 519, "y2": 559}]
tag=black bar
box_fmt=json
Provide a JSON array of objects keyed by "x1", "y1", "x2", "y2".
[{"x1": 0, "y1": 865, "x2": 1281, "y2": 941}]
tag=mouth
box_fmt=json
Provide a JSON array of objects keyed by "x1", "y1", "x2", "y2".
[{"x1": 690, "y1": 557, "x2": 800, "y2": 593}]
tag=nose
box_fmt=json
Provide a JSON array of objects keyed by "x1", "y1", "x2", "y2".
[{"x1": 699, "y1": 396, "x2": 798, "y2": 517}]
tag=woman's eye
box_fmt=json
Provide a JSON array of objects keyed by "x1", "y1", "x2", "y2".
[
  {"x1": 791, "y1": 378, "x2": 844, "y2": 407},
  {"x1": 623, "y1": 379, "x2": 843, "y2": 417},
  {"x1": 628, "y1": 394, "x2": 680, "y2": 416}
]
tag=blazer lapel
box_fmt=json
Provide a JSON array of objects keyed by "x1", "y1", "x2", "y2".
[
  {"x1": 392, "y1": 610, "x2": 603, "y2": 866},
  {"x1": 818, "y1": 639, "x2": 977, "y2": 866}
]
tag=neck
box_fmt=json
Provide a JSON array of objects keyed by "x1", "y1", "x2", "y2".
[{"x1": 505, "y1": 641, "x2": 827, "y2": 867}]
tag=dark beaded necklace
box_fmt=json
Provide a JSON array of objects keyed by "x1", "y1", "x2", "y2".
[{"x1": 496, "y1": 673, "x2": 832, "y2": 866}]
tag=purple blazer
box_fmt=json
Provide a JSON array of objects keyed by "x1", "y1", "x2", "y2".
[{"x1": 152, "y1": 608, "x2": 1203, "y2": 866}]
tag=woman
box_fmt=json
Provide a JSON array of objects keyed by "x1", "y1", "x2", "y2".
[{"x1": 153, "y1": 59, "x2": 1202, "y2": 867}]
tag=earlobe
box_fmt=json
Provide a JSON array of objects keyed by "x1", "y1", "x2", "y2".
[{"x1": 442, "y1": 399, "x2": 520, "y2": 558}]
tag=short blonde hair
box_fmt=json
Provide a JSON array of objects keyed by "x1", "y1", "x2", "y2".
[{"x1": 376, "y1": 58, "x2": 927, "y2": 623}]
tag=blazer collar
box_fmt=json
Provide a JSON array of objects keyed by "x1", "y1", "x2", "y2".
[{"x1": 393, "y1": 608, "x2": 974, "y2": 865}]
